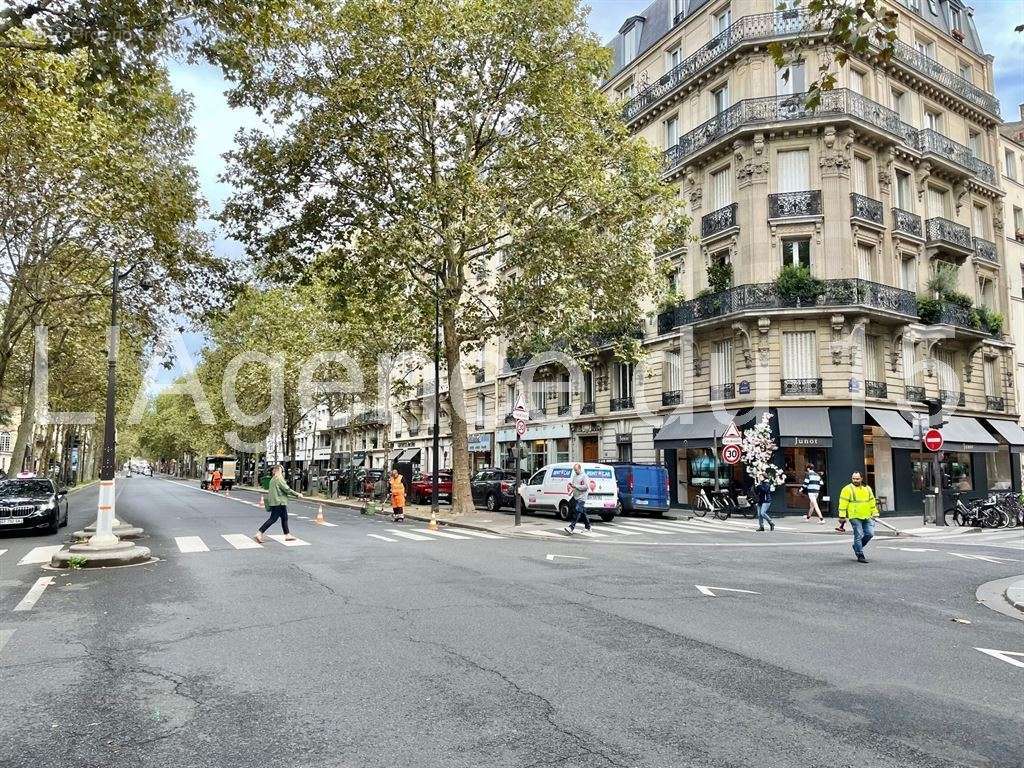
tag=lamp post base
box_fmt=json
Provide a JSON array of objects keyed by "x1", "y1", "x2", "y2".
[
  {"x1": 74, "y1": 521, "x2": 144, "y2": 540},
  {"x1": 50, "y1": 540, "x2": 152, "y2": 568}
]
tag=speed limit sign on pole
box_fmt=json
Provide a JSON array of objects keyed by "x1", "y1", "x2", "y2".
[
  {"x1": 721, "y1": 444, "x2": 742, "y2": 465},
  {"x1": 515, "y1": 419, "x2": 527, "y2": 437}
]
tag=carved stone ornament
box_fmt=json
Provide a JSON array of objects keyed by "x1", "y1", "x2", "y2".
[
  {"x1": 819, "y1": 127, "x2": 854, "y2": 176},
  {"x1": 953, "y1": 182, "x2": 968, "y2": 215},
  {"x1": 916, "y1": 161, "x2": 932, "y2": 202},
  {"x1": 877, "y1": 148, "x2": 894, "y2": 196},
  {"x1": 993, "y1": 202, "x2": 1005, "y2": 233}
]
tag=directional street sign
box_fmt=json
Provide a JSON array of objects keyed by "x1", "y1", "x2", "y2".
[
  {"x1": 721, "y1": 422, "x2": 743, "y2": 446},
  {"x1": 721, "y1": 444, "x2": 742, "y2": 465},
  {"x1": 512, "y1": 392, "x2": 530, "y2": 421},
  {"x1": 923, "y1": 428, "x2": 944, "y2": 452},
  {"x1": 515, "y1": 419, "x2": 527, "y2": 437}
]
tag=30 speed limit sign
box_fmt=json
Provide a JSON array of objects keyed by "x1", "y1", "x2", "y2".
[{"x1": 721, "y1": 444, "x2": 742, "y2": 465}]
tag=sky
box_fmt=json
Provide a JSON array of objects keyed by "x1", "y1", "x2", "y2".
[{"x1": 156, "y1": 0, "x2": 1024, "y2": 390}]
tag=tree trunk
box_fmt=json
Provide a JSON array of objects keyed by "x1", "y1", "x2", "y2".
[
  {"x1": 442, "y1": 309, "x2": 474, "y2": 515},
  {"x1": 10, "y1": 376, "x2": 36, "y2": 474}
]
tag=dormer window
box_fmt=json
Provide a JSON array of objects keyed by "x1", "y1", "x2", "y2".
[
  {"x1": 620, "y1": 17, "x2": 644, "y2": 64},
  {"x1": 672, "y1": 0, "x2": 687, "y2": 25}
]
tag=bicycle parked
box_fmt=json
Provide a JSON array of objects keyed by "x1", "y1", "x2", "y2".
[
  {"x1": 948, "y1": 493, "x2": 1009, "y2": 528},
  {"x1": 693, "y1": 488, "x2": 756, "y2": 521}
]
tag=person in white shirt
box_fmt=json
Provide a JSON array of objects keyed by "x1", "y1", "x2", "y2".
[{"x1": 564, "y1": 463, "x2": 592, "y2": 535}]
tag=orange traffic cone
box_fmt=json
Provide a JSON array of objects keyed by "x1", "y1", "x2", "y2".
[{"x1": 314, "y1": 505, "x2": 326, "y2": 525}]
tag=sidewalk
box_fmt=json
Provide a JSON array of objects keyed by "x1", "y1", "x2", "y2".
[{"x1": 1005, "y1": 578, "x2": 1024, "y2": 615}]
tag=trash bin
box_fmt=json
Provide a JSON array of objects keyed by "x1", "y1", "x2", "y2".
[{"x1": 923, "y1": 493, "x2": 944, "y2": 526}]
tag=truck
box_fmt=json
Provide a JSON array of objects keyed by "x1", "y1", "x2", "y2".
[{"x1": 201, "y1": 455, "x2": 237, "y2": 491}]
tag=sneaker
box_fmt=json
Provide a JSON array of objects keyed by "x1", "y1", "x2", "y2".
[
  {"x1": 756, "y1": 527, "x2": 765, "y2": 532},
  {"x1": 835, "y1": 526, "x2": 845, "y2": 532},
  {"x1": 769, "y1": 522, "x2": 775, "y2": 531},
  {"x1": 284, "y1": 535, "x2": 297, "y2": 541},
  {"x1": 584, "y1": 527, "x2": 592, "y2": 532},
  {"x1": 563, "y1": 526, "x2": 574, "y2": 535},
  {"x1": 856, "y1": 554, "x2": 868, "y2": 563}
]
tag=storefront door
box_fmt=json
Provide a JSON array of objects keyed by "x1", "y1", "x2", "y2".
[{"x1": 581, "y1": 436, "x2": 598, "y2": 462}]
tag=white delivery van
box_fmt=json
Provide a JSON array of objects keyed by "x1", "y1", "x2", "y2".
[{"x1": 517, "y1": 462, "x2": 619, "y2": 522}]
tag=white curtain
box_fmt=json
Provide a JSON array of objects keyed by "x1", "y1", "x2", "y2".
[
  {"x1": 783, "y1": 332, "x2": 817, "y2": 379},
  {"x1": 777, "y1": 150, "x2": 810, "y2": 193},
  {"x1": 710, "y1": 167, "x2": 731, "y2": 209},
  {"x1": 858, "y1": 243, "x2": 876, "y2": 280},
  {"x1": 896, "y1": 170, "x2": 912, "y2": 210},
  {"x1": 972, "y1": 204, "x2": 987, "y2": 237},
  {"x1": 984, "y1": 358, "x2": 999, "y2": 397},
  {"x1": 711, "y1": 340, "x2": 733, "y2": 386},
  {"x1": 665, "y1": 116, "x2": 679, "y2": 149},
  {"x1": 663, "y1": 351, "x2": 681, "y2": 391},
  {"x1": 903, "y1": 338, "x2": 919, "y2": 385},
  {"x1": 936, "y1": 350, "x2": 958, "y2": 392},
  {"x1": 865, "y1": 336, "x2": 882, "y2": 381},
  {"x1": 901, "y1": 256, "x2": 917, "y2": 291},
  {"x1": 852, "y1": 156, "x2": 870, "y2": 195},
  {"x1": 849, "y1": 69, "x2": 864, "y2": 95},
  {"x1": 927, "y1": 187, "x2": 948, "y2": 218},
  {"x1": 776, "y1": 62, "x2": 805, "y2": 95}
]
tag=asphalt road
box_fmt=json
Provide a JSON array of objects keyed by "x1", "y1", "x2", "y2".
[{"x1": 2, "y1": 475, "x2": 1022, "y2": 768}]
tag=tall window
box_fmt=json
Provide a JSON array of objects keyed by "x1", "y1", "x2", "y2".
[
  {"x1": 927, "y1": 186, "x2": 949, "y2": 218},
  {"x1": 782, "y1": 332, "x2": 818, "y2": 380},
  {"x1": 979, "y1": 277, "x2": 995, "y2": 309},
  {"x1": 936, "y1": 349, "x2": 959, "y2": 397},
  {"x1": 583, "y1": 369, "x2": 594, "y2": 405},
  {"x1": 903, "y1": 338, "x2": 921, "y2": 386},
  {"x1": 852, "y1": 156, "x2": 870, "y2": 195},
  {"x1": 664, "y1": 350, "x2": 682, "y2": 393},
  {"x1": 895, "y1": 169, "x2": 913, "y2": 211},
  {"x1": 664, "y1": 115, "x2": 679, "y2": 149},
  {"x1": 782, "y1": 238, "x2": 811, "y2": 268},
  {"x1": 530, "y1": 379, "x2": 546, "y2": 412},
  {"x1": 968, "y1": 131, "x2": 982, "y2": 159},
  {"x1": 617, "y1": 80, "x2": 635, "y2": 102},
  {"x1": 712, "y1": 84, "x2": 729, "y2": 115},
  {"x1": 476, "y1": 394, "x2": 485, "y2": 426},
  {"x1": 848, "y1": 68, "x2": 865, "y2": 95},
  {"x1": 622, "y1": 22, "x2": 642, "y2": 63},
  {"x1": 972, "y1": 204, "x2": 988, "y2": 238},
  {"x1": 924, "y1": 109, "x2": 942, "y2": 132},
  {"x1": 776, "y1": 62, "x2": 805, "y2": 95},
  {"x1": 984, "y1": 358, "x2": 1000, "y2": 397},
  {"x1": 672, "y1": 0, "x2": 686, "y2": 23},
  {"x1": 614, "y1": 363, "x2": 634, "y2": 400},
  {"x1": 506, "y1": 382, "x2": 516, "y2": 412},
  {"x1": 714, "y1": 7, "x2": 731, "y2": 34},
  {"x1": 901, "y1": 255, "x2": 918, "y2": 291},
  {"x1": 559, "y1": 372, "x2": 570, "y2": 410},
  {"x1": 958, "y1": 62, "x2": 972, "y2": 83},
  {"x1": 709, "y1": 167, "x2": 731, "y2": 210},
  {"x1": 1015, "y1": 206, "x2": 1024, "y2": 233},
  {"x1": 777, "y1": 149, "x2": 810, "y2": 192},
  {"x1": 1006, "y1": 149, "x2": 1019, "y2": 181},
  {"x1": 711, "y1": 340, "x2": 734, "y2": 394},
  {"x1": 890, "y1": 88, "x2": 908, "y2": 121},
  {"x1": 666, "y1": 46, "x2": 681, "y2": 70},
  {"x1": 950, "y1": 6, "x2": 963, "y2": 32},
  {"x1": 865, "y1": 335, "x2": 883, "y2": 382},
  {"x1": 857, "y1": 243, "x2": 876, "y2": 281},
  {"x1": 916, "y1": 38, "x2": 936, "y2": 60},
  {"x1": 0, "y1": 432, "x2": 9, "y2": 453}
]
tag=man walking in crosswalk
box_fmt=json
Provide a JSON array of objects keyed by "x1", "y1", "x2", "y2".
[
  {"x1": 838, "y1": 471, "x2": 879, "y2": 563},
  {"x1": 564, "y1": 463, "x2": 592, "y2": 535}
]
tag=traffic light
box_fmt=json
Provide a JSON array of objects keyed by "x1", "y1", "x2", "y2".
[{"x1": 925, "y1": 397, "x2": 948, "y2": 429}]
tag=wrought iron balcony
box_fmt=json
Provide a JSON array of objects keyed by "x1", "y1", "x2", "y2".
[
  {"x1": 865, "y1": 380, "x2": 889, "y2": 399},
  {"x1": 781, "y1": 378, "x2": 823, "y2": 396},
  {"x1": 408, "y1": 427, "x2": 420, "y2": 436},
  {"x1": 890, "y1": 39, "x2": 1000, "y2": 117},
  {"x1": 610, "y1": 396, "x2": 634, "y2": 412},
  {"x1": 657, "y1": 278, "x2": 917, "y2": 332},
  {"x1": 905, "y1": 385, "x2": 926, "y2": 403},
  {"x1": 939, "y1": 389, "x2": 965, "y2": 407},
  {"x1": 474, "y1": 421, "x2": 485, "y2": 430},
  {"x1": 973, "y1": 237, "x2": 998, "y2": 264},
  {"x1": 987, "y1": 395, "x2": 1005, "y2": 412},
  {"x1": 580, "y1": 401, "x2": 595, "y2": 415},
  {"x1": 709, "y1": 383, "x2": 735, "y2": 401},
  {"x1": 503, "y1": 355, "x2": 530, "y2": 373},
  {"x1": 850, "y1": 193, "x2": 883, "y2": 226},
  {"x1": 918, "y1": 129, "x2": 996, "y2": 185},
  {"x1": 925, "y1": 217, "x2": 973, "y2": 254},
  {"x1": 474, "y1": 370, "x2": 485, "y2": 383},
  {"x1": 892, "y1": 208, "x2": 923, "y2": 238},
  {"x1": 662, "y1": 390, "x2": 682, "y2": 406},
  {"x1": 504, "y1": 413, "x2": 515, "y2": 423},
  {"x1": 557, "y1": 404, "x2": 572, "y2": 416},
  {"x1": 701, "y1": 202, "x2": 738, "y2": 239},
  {"x1": 769, "y1": 190, "x2": 822, "y2": 220}
]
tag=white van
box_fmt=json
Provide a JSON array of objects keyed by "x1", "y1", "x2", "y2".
[{"x1": 517, "y1": 462, "x2": 619, "y2": 522}]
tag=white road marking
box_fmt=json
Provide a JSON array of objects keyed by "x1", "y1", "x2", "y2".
[
  {"x1": 0, "y1": 549, "x2": 6, "y2": 559},
  {"x1": 631, "y1": 520, "x2": 710, "y2": 534},
  {"x1": 546, "y1": 554, "x2": 588, "y2": 561},
  {"x1": 14, "y1": 577, "x2": 56, "y2": 611},
  {"x1": 366, "y1": 534, "x2": 397, "y2": 542},
  {"x1": 975, "y1": 648, "x2": 1024, "y2": 669},
  {"x1": 0, "y1": 629, "x2": 13, "y2": 654},
  {"x1": 222, "y1": 534, "x2": 262, "y2": 550},
  {"x1": 295, "y1": 515, "x2": 310, "y2": 519},
  {"x1": 174, "y1": 536, "x2": 209, "y2": 553},
  {"x1": 607, "y1": 523, "x2": 677, "y2": 535},
  {"x1": 695, "y1": 585, "x2": 760, "y2": 597},
  {"x1": 314, "y1": 520, "x2": 338, "y2": 527},
  {"x1": 18, "y1": 546, "x2": 63, "y2": 566},
  {"x1": 267, "y1": 534, "x2": 310, "y2": 547},
  {"x1": 578, "y1": 529, "x2": 608, "y2": 538},
  {"x1": 589, "y1": 526, "x2": 640, "y2": 536},
  {"x1": 454, "y1": 529, "x2": 503, "y2": 539},
  {"x1": 947, "y1": 552, "x2": 1016, "y2": 564},
  {"x1": 385, "y1": 529, "x2": 434, "y2": 541},
  {"x1": 414, "y1": 528, "x2": 471, "y2": 540},
  {"x1": 523, "y1": 530, "x2": 562, "y2": 538},
  {"x1": 882, "y1": 547, "x2": 940, "y2": 552}
]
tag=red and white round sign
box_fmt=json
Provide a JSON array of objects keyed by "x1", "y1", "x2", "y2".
[
  {"x1": 923, "y1": 428, "x2": 944, "y2": 452},
  {"x1": 721, "y1": 444, "x2": 742, "y2": 465},
  {"x1": 515, "y1": 419, "x2": 527, "y2": 437}
]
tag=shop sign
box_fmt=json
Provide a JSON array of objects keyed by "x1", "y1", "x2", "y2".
[
  {"x1": 738, "y1": 380, "x2": 751, "y2": 395},
  {"x1": 790, "y1": 437, "x2": 827, "y2": 447},
  {"x1": 468, "y1": 433, "x2": 493, "y2": 453}
]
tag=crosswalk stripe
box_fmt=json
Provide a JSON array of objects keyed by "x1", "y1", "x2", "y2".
[
  {"x1": 267, "y1": 534, "x2": 310, "y2": 547},
  {"x1": 578, "y1": 529, "x2": 608, "y2": 538},
  {"x1": 454, "y1": 529, "x2": 504, "y2": 539},
  {"x1": 314, "y1": 521, "x2": 338, "y2": 527},
  {"x1": 683, "y1": 519, "x2": 743, "y2": 533},
  {"x1": 0, "y1": 549, "x2": 6, "y2": 559},
  {"x1": 414, "y1": 528, "x2": 471, "y2": 540},
  {"x1": 14, "y1": 577, "x2": 55, "y2": 611},
  {"x1": 0, "y1": 629, "x2": 13, "y2": 655},
  {"x1": 18, "y1": 545, "x2": 63, "y2": 565},
  {"x1": 524, "y1": 530, "x2": 562, "y2": 537},
  {"x1": 386, "y1": 529, "x2": 434, "y2": 541},
  {"x1": 625, "y1": 519, "x2": 694, "y2": 532},
  {"x1": 590, "y1": 525, "x2": 640, "y2": 536},
  {"x1": 367, "y1": 533, "x2": 397, "y2": 542},
  {"x1": 607, "y1": 523, "x2": 677, "y2": 535},
  {"x1": 175, "y1": 536, "x2": 209, "y2": 553},
  {"x1": 222, "y1": 534, "x2": 262, "y2": 550}
]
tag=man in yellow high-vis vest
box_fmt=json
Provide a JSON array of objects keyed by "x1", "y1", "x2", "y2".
[{"x1": 838, "y1": 471, "x2": 879, "y2": 563}]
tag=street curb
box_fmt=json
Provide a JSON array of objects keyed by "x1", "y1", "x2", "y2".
[
  {"x1": 976, "y1": 576, "x2": 1024, "y2": 622},
  {"x1": 67, "y1": 479, "x2": 100, "y2": 495},
  {"x1": 1005, "y1": 581, "x2": 1024, "y2": 614}
]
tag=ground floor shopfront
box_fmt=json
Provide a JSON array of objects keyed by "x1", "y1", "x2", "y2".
[{"x1": 656, "y1": 407, "x2": 1023, "y2": 516}]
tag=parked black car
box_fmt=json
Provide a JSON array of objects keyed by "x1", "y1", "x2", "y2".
[
  {"x1": 0, "y1": 477, "x2": 69, "y2": 534},
  {"x1": 470, "y1": 467, "x2": 518, "y2": 512}
]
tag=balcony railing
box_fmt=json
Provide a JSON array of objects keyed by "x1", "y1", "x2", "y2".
[
  {"x1": 925, "y1": 217, "x2": 973, "y2": 252},
  {"x1": 610, "y1": 396, "x2": 634, "y2": 412},
  {"x1": 504, "y1": 413, "x2": 515, "y2": 423},
  {"x1": 662, "y1": 390, "x2": 682, "y2": 406},
  {"x1": 557, "y1": 404, "x2": 572, "y2": 416},
  {"x1": 939, "y1": 389, "x2": 965, "y2": 407},
  {"x1": 769, "y1": 190, "x2": 821, "y2": 219},
  {"x1": 621, "y1": 11, "x2": 999, "y2": 126},
  {"x1": 701, "y1": 202, "x2": 738, "y2": 239},
  {"x1": 503, "y1": 355, "x2": 530, "y2": 373},
  {"x1": 973, "y1": 237, "x2": 998, "y2": 263},
  {"x1": 905, "y1": 385, "x2": 926, "y2": 403},
  {"x1": 657, "y1": 278, "x2": 917, "y2": 333},
  {"x1": 918, "y1": 129, "x2": 996, "y2": 185},
  {"x1": 781, "y1": 378, "x2": 823, "y2": 396},
  {"x1": 850, "y1": 193, "x2": 883, "y2": 226},
  {"x1": 987, "y1": 395, "x2": 1005, "y2": 412},
  {"x1": 709, "y1": 383, "x2": 735, "y2": 401},
  {"x1": 409, "y1": 427, "x2": 420, "y2": 436},
  {"x1": 474, "y1": 370, "x2": 485, "y2": 383},
  {"x1": 580, "y1": 401, "x2": 595, "y2": 415},
  {"x1": 865, "y1": 380, "x2": 889, "y2": 399},
  {"x1": 892, "y1": 208, "x2": 923, "y2": 238}
]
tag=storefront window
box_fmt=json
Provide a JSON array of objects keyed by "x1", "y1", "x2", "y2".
[
  {"x1": 782, "y1": 447, "x2": 828, "y2": 509},
  {"x1": 555, "y1": 438, "x2": 570, "y2": 463},
  {"x1": 911, "y1": 451, "x2": 974, "y2": 492},
  {"x1": 686, "y1": 449, "x2": 731, "y2": 490},
  {"x1": 985, "y1": 450, "x2": 1012, "y2": 491},
  {"x1": 529, "y1": 440, "x2": 547, "y2": 474}
]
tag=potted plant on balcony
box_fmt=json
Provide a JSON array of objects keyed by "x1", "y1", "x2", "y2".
[
  {"x1": 776, "y1": 264, "x2": 823, "y2": 306},
  {"x1": 707, "y1": 261, "x2": 733, "y2": 293},
  {"x1": 916, "y1": 296, "x2": 942, "y2": 324},
  {"x1": 976, "y1": 307, "x2": 1004, "y2": 336}
]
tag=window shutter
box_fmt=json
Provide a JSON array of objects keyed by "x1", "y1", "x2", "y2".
[{"x1": 778, "y1": 150, "x2": 809, "y2": 193}]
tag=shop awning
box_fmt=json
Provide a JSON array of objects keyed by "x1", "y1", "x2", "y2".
[
  {"x1": 396, "y1": 448, "x2": 422, "y2": 463},
  {"x1": 983, "y1": 419, "x2": 1024, "y2": 454},
  {"x1": 653, "y1": 410, "x2": 738, "y2": 449},
  {"x1": 776, "y1": 407, "x2": 833, "y2": 448},
  {"x1": 866, "y1": 408, "x2": 919, "y2": 450},
  {"x1": 940, "y1": 416, "x2": 999, "y2": 453}
]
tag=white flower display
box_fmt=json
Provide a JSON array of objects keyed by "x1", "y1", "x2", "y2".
[{"x1": 741, "y1": 412, "x2": 786, "y2": 489}]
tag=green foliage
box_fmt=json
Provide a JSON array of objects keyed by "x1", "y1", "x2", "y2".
[
  {"x1": 706, "y1": 262, "x2": 733, "y2": 293},
  {"x1": 926, "y1": 263, "x2": 959, "y2": 298},
  {"x1": 657, "y1": 288, "x2": 686, "y2": 312},
  {"x1": 66, "y1": 555, "x2": 88, "y2": 570},
  {"x1": 916, "y1": 297, "x2": 942, "y2": 324},
  {"x1": 776, "y1": 265, "x2": 824, "y2": 305},
  {"x1": 976, "y1": 307, "x2": 1004, "y2": 335},
  {"x1": 945, "y1": 291, "x2": 974, "y2": 311}
]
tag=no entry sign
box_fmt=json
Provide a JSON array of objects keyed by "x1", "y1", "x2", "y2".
[
  {"x1": 721, "y1": 444, "x2": 742, "y2": 465},
  {"x1": 923, "y1": 428, "x2": 944, "y2": 452}
]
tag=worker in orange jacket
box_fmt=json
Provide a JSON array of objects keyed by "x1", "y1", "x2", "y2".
[{"x1": 389, "y1": 469, "x2": 406, "y2": 523}]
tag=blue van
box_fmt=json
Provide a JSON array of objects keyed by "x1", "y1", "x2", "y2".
[{"x1": 608, "y1": 463, "x2": 670, "y2": 516}]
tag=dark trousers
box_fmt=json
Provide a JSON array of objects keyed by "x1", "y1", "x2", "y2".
[
  {"x1": 569, "y1": 498, "x2": 591, "y2": 530},
  {"x1": 259, "y1": 505, "x2": 290, "y2": 535}
]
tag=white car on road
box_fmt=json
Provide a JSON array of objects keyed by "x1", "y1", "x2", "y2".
[{"x1": 517, "y1": 462, "x2": 619, "y2": 522}]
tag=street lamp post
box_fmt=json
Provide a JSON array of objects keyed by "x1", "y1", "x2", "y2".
[{"x1": 431, "y1": 269, "x2": 441, "y2": 517}]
